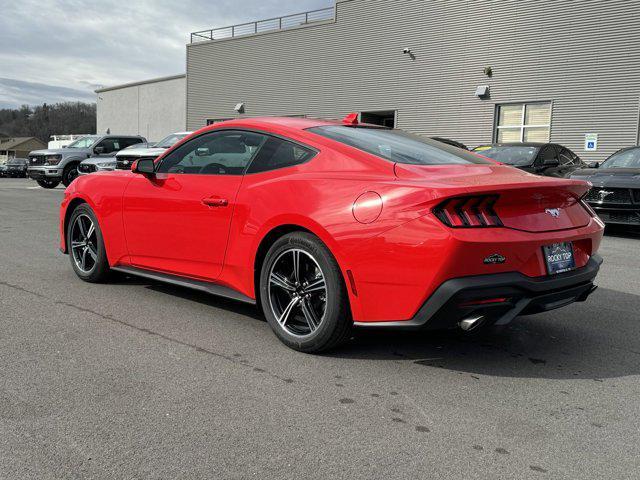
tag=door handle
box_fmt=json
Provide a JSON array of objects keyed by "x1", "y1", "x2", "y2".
[{"x1": 202, "y1": 197, "x2": 229, "y2": 207}]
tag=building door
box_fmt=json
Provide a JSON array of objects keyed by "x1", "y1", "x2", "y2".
[{"x1": 360, "y1": 110, "x2": 396, "y2": 128}]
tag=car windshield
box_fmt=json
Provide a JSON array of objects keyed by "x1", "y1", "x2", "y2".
[
  {"x1": 478, "y1": 146, "x2": 539, "y2": 166},
  {"x1": 307, "y1": 126, "x2": 490, "y2": 165},
  {"x1": 155, "y1": 133, "x2": 190, "y2": 149},
  {"x1": 600, "y1": 148, "x2": 640, "y2": 168},
  {"x1": 66, "y1": 136, "x2": 99, "y2": 149}
]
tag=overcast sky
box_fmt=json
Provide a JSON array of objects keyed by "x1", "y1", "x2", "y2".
[{"x1": 0, "y1": 0, "x2": 332, "y2": 109}]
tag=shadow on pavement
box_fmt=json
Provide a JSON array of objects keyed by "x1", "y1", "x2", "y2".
[
  {"x1": 144, "y1": 281, "x2": 263, "y2": 321},
  {"x1": 331, "y1": 287, "x2": 640, "y2": 381},
  {"x1": 111, "y1": 270, "x2": 640, "y2": 382}
]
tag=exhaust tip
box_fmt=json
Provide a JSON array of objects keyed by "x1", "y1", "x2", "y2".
[{"x1": 459, "y1": 315, "x2": 485, "y2": 332}]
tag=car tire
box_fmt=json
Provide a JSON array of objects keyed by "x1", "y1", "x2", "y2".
[
  {"x1": 67, "y1": 204, "x2": 111, "y2": 283},
  {"x1": 62, "y1": 163, "x2": 79, "y2": 187},
  {"x1": 259, "y1": 232, "x2": 352, "y2": 353},
  {"x1": 37, "y1": 179, "x2": 60, "y2": 189}
]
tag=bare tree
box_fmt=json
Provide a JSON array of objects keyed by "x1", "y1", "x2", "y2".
[{"x1": 0, "y1": 102, "x2": 96, "y2": 141}]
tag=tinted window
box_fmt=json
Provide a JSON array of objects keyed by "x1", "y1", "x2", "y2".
[
  {"x1": 157, "y1": 130, "x2": 267, "y2": 175},
  {"x1": 247, "y1": 137, "x2": 315, "y2": 174},
  {"x1": 540, "y1": 146, "x2": 558, "y2": 164},
  {"x1": 308, "y1": 126, "x2": 489, "y2": 165},
  {"x1": 559, "y1": 148, "x2": 576, "y2": 165},
  {"x1": 118, "y1": 138, "x2": 143, "y2": 149},
  {"x1": 601, "y1": 147, "x2": 640, "y2": 168},
  {"x1": 95, "y1": 138, "x2": 122, "y2": 154},
  {"x1": 480, "y1": 146, "x2": 539, "y2": 166}
]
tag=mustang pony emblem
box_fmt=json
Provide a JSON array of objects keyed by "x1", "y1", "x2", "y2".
[
  {"x1": 545, "y1": 208, "x2": 561, "y2": 218},
  {"x1": 598, "y1": 190, "x2": 614, "y2": 202}
]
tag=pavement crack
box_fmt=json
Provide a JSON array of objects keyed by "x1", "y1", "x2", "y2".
[
  {"x1": 0, "y1": 280, "x2": 46, "y2": 298},
  {"x1": 53, "y1": 300, "x2": 295, "y2": 385}
]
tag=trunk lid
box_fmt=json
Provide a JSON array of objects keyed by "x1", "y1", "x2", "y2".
[{"x1": 394, "y1": 163, "x2": 592, "y2": 233}]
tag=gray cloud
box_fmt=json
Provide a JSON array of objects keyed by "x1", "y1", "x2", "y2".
[
  {"x1": 0, "y1": 0, "x2": 332, "y2": 108},
  {"x1": 0, "y1": 78, "x2": 95, "y2": 109}
]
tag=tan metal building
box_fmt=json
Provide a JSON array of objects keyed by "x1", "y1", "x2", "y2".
[{"x1": 186, "y1": 0, "x2": 640, "y2": 163}]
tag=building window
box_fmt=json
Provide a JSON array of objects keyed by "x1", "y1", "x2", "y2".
[{"x1": 495, "y1": 103, "x2": 551, "y2": 143}]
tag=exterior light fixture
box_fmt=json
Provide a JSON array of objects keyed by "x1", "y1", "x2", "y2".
[
  {"x1": 474, "y1": 85, "x2": 490, "y2": 99},
  {"x1": 234, "y1": 103, "x2": 245, "y2": 114}
]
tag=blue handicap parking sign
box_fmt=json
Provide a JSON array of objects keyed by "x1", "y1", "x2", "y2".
[{"x1": 587, "y1": 141, "x2": 595, "y2": 149}]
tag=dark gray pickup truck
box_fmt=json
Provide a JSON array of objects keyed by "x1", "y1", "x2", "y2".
[{"x1": 27, "y1": 134, "x2": 146, "y2": 188}]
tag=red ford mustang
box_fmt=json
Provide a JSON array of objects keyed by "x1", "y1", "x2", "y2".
[{"x1": 59, "y1": 116, "x2": 604, "y2": 352}]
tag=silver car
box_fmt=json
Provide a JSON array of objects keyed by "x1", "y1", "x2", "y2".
[
  {"x1": 77, "y1": 142, "x2": 154, "y2": 176},
  {"x1": 77, "y1": 132, "x2": 192, "y2": 175},
  {"x1": 27, "y1": 135, "x2": 146, "y2": 188}
]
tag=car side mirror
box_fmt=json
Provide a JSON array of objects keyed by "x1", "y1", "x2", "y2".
[
  {"x1": 132, "y1": 158, "x2": 155, "y2": 175},
  {"x1": 543, "y1": 158, "x2": 560, "y2": 167},
  {"x1": 588, "y1": 161, "x2": 599, "y2": 169},
  {"x1": 195, "y1": 147, "x2": 210, "y2": 157},
  {"x1": 94, "y1": 146, "x2": 106, "y2": 155}
]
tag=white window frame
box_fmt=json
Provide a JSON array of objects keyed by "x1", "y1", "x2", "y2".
[{"x1": 494, "y1": 102, "x2": 552, "y2": 143}]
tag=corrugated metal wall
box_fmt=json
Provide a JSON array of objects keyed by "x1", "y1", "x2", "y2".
[{"x1": 187, "y1": 0, "x2": 640, "y2": 162}]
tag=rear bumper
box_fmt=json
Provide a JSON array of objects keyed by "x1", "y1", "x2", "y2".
[{"x1": 354, "y1": 254, "x2": 602, "y2": 330}]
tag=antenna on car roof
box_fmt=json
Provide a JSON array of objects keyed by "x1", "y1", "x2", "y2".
[{"x1": 342, "y1": 113, "x2": 359, "y2": 125}]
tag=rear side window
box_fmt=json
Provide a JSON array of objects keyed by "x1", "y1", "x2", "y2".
[
  {"x1": 560, "y1": 147, "x2": 581, "y2": 165},
  {"x1": 247, "y1": 137, "x2": 316, "y2": 174},
  {"x1": 308, "y1": 126, "x2": 490, "y2": 165},
  {"x1": 119, "y1": 138, "x2": 143, "y2": 149},
  {"x1": 95, "y1": 138, "x2": 121, "y2": 154}
]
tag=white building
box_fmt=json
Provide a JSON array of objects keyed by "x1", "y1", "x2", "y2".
[{"x1": 95, "y1": 74, "x2": 186, "y2": 143}]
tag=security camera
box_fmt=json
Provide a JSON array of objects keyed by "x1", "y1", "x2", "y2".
[{"x1": 403, "y1": 48, "x2": 412, "y2": 55}]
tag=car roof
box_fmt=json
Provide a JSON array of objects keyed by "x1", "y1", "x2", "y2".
[
  {"x1": 104, "y1": 135, "x2": 145, "y2": 138},
  {"x1": 208, "y1": 116, "x2": 342, "y2": 131}
]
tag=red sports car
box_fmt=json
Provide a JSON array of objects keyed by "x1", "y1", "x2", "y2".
[{"x1": 60, "y1": 116, "x2": 604, "y2": 352}]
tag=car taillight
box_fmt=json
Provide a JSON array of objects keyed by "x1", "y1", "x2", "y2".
[{"x1": 433, "y1": 195, "x2": 503, "y2": 228}]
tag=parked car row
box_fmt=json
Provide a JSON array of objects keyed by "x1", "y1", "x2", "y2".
[
  {"x1": 12, "y1": 129, "x2": 640, "y2": 228},
  {"x1": 77, "y1": 132, "x2": 192, "y2": 176},
  {"x1": 26, "y1": 134, "x2": 148, "y2": 188}
]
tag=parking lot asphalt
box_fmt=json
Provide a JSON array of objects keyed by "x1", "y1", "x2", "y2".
[{"x1": 1, "y1": 178, "x2": 639, "y2": 479}]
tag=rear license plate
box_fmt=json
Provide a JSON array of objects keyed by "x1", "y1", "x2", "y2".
[{"x1": 543, "y1": 242, "x2": 576, "y2": 275}]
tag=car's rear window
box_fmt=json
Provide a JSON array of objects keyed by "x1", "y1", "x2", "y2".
[
  {"x1": 307, "y1": 126, "x2": 490, "y2": 165},
  {"x1": 479, "y1": 146, "x2": 539, "y2": 166}
]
